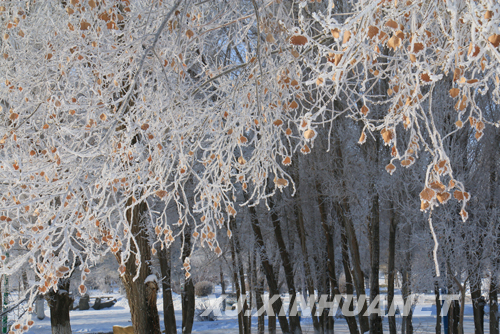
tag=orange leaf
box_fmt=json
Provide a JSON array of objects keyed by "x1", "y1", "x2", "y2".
[
  {"x1": 489, "y1": 34, "x2": 500, "y2": 48},
  {"x1": 420, "y1": 187, "x2": 435, "y2": 201},
  {"x1": 301, "y1": 144, "x2": 311, "y2": 154},
  {"x1": 381, "y1": 128, "x2": 393, "y2": 144},
  {"x1": 290, "y1": 35, "x2": 308, "y2": 45},
  {"x1": 358, "y1": 131, "x2": 366, "y2": 144},
  {"x1": 227, "y1": 205, "x2": 236, "y2": 216},
  {"x1": 453, "y1": 190, "x2": 465, "y2": 201},
  {"x1": 385, "y1": 163, "x2": 396, "y2": 175},
  {"x1": 156, "y1": 190, "x2": 168, "y2": 198},
  {"x1": 429, "y1": 181, "x2": 445, "y2": 192},
  {"x1": 330, "y1": 28, "x2": 340, "y2": 39},
  {"x1": 385, "y1": 20, "x2": 398, "y2": 29},
  {"x1": 80, "y1": 20, "x2": 91, "y2": 30},
  {"x1": 367, "y1": 26, "x2": 379, "y2": 39},
  {"x1": 343, "y1": 31, "x2": 351, "y2": 44},
  {"x1": 274, "y1": 178, "x2": 288, "y2": 187},
  {"x1": 421, "y1": 73, "x2": 431, "y2": 82},
  {"x1": 387, "y1": 35, "x2": 401, "y2": 50},
  {"x1": 361, "y1": 105, "x2": 369, "y2": 116},
  {"x1": 304, "y1": 129, "x2": 316, "y2": 139},
  {"x1": 449, "y1": 88, "x2": 459, "y2": 98},
  {"x1": 437, "y1": 192, "x2": 450, "y2": 204}
]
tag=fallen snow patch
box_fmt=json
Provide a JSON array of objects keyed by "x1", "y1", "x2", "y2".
[{"x1": 145, "y1": 274, "x2": 158, "y2": 285}]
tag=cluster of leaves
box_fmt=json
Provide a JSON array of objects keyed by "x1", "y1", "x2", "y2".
[{"x1": 298, "y1": 0, "x2": 500, "y2": 219}]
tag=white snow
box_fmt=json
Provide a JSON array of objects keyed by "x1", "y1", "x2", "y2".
[
  {"x1": 23, "y1": 288, "x2": 489, "y2": 334},
  {"x1": 144, "y1": 274, "x2": 158, "y2": 285}
]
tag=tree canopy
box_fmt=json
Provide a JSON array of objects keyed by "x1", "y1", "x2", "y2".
[{"x1": 1, "y1": 0, "x2": 500, "y2": 331}]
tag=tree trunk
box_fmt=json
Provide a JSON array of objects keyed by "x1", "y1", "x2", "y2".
[
  {"x1": 248, "y1": 251, "x2": 253, "y2": 334},
  {"x1": 491, "y1": 276, "x2": 499, "y2": 334},
  {"x1": 450, "y1": 275, "x2": 466, "y2": 334},
  {"x1": 220, "y1": 265, "x2": 227, "y2": 311},
  {"x1": 120, "y1": 199, "x2": 161, "y2": 334},
  {"x1": 269, "y1": 311, "x2": 276, "y2": 334},
  {"x1": 387, "y1": 203, "x2": 397, "y2": 334},
  {"x1": 182, "y1": 226, "x2": 195, "y2": 334},
  {"x1": 158, "y1": 245, "x2": 176, "y2": 334},
  {"x1": 340, "y1": 195, "x2": 369, "y2": 333},
  {"x1": 452, "y1": 299, "x2": 460, "y2": 334},
  {"x1": 230, "y1": 223, "x2": 245, "y2": 334},
  {"x1": 470, "y1": 274, "x2": 484, "y2": 334},
  {"x1": 401, "y1": 263, "x2": 412, "y2": 334},
  {"x1": 248, "y1": 204, "x2": 290, "y2": 334},
  {"x1": 270, "y1": 197, "x2": 302, "y2": 334},
  {"x1": 435, "y1": 283, "x2": 441, "y2": 334},
  {"x1": 446, "y1": 274, "x2": 458, "y2": 334},
  {"x1": 255, "y1": 270, "x2": 265, "y2": 334},
  {"x1": 369, "y1": 192, "x2": 382, "y2": 334},
  {"x1": 231, "y1": 217, "x2": 250, "y2": 334},
  {"x1": 340, "y1": 224, "x2": 360, "y2": 334},
  {"x1": 317, "y1": 184, "x2": 336, "y2": 334},
  {"x1": 490, "y1": 129, "x2": 499, "y2": 334},
  {"x1": 46, "y1": 278, "x2": 73, "y2": 334},
  {"x1": 294, "y1": 205, "x2": 320, "y2": 333}
]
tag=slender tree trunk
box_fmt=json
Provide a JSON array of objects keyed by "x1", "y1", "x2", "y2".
[
  {"x1": 231, "y1": 237, "x2": 244, "y2": 334},
  {"x1": 387, "y1": 203, "x2": 397, "y2": 334},
  {"x1": 231, "y1": 217, "x2": 250, "y2": 334},
  {"x1": 435, "y1": 283, "x2": 441, "y2": 334},
  {"x1": 182, "y1": 226, "x2": 195, "y2": 334},
  {"x1": 317, "y1": 184, "x2": 336, "y2": 334},
  {"x1": 401, "y1": 270, "x2": 413, "y2": 334},
  {"x1": 269, "y1": 197, "x2": 302, "y2": 334},
  {"x1": 365, "y1": 123, "x2": 382, "y2": 334},
  {"x1": 255, "y1": 262, "x2": 265, "y2": 334},
  {"x1": 294, "y1": 205, "x2": 320, "y2": 333},
  {"x1": 451, "y1": 274, "x2": 466, "y2": 334},
  {"x1": 248, "y1": 204, "x2": 290, "y2": 334},
  {"x1": 470, "y1": 274, "x2": 484, "y2": 334},
  {"x1": 446, "y1": 275, "x2": 458, "y2": 334},
  {"x1": 46, "y1": 278, "x2": 73, "y2": 334},
  {"x1": 491, "y1": 276, "x2": 499, "y2": 334},
  {"x1": 401, "y1": 259, "x2": 413, "y2": 334},
  {"x1": 120, "y1": 199, "x2": 161, "y2": 334},
  {"x1": 238, "y1": 254, "x2": 250, "y2": 334},
  {"x1": 248, "y1": 252, "x2": 253, "y2": 334},
  {"x1": 490, "y1": 129, "x2": 499, "y2": 334},
  {"x1": 269, "y1": 309, "x2": 276, "y2": 334},
  {"x1": 158, "y1": 245, "x2": 176, "y2": 334},
  {"x1": 369, "y1": 192, "x2": 382, "y2": 334},
  {"x1": 237, "y1": 237, "x2": 250, "y2": 334},
  {"x1": 340, "y1": 224, "x2": 360, "y2": 334},
  {"x1": 339, "y1": 195, "x2": 369, "y2": 333},
  {"x1": 452, "y1": 299, "x2": 460, "y2": 334}
]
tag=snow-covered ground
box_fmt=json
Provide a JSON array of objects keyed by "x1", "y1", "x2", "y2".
[{"x1": 24, "y1": 289, "x2": 488, "y2": 333}]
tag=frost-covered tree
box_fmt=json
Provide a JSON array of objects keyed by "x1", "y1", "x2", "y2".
[{"x1": 1, "y1": 0, "x2": 500, "y2": 333}]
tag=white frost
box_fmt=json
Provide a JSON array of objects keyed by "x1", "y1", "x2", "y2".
[{"x1": 144, "y1": 274, "x2": 158, "y2": 285}]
